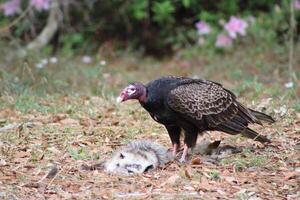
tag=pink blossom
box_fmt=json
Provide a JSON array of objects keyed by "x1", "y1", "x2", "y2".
[
  {"x1": 224, "y1": 16, "x2": 248, "y2": 39},
  {"x1": 215, "y1": 33, "x2": 233, "y2": 48},
  {"x1": 31, "y1": 0, "x2": 51, "y2": 11},
  {"x1": 292, "y1": 0, "x2": 300, "y2": 10},
  {"x1": 2, "y1": 0, "x2": 21, "y2": 16},
  {"x1": 195, "y1": 21, "x2": 211, "y2": 35}
]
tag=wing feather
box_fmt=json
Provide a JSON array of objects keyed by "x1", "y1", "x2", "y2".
[{"x1": 167, "y1": 81, "x2": 238, "y2": 127}]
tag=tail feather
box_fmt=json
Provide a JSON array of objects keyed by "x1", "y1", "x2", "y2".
[
  {"x1": 242, "y1": 128, "x2": 271, "y2": 143},
  {"x1": 249, "y1": 109, "x2": 275, "y2": 124}
]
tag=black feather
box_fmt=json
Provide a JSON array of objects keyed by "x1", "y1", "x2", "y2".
[
  {"x1": 134, "y1": 76, "x2": 274, "y2": 150},
  {"x1": 249, "y1": 109, "x2": 275, "y2": 124},
  {"x1": 241, "y1": 128, "x2": 271, "y2": 143}
]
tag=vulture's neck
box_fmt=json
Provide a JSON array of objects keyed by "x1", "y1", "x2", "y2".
[{"x1": 138, "y1": 86, "x2": 147, "y2": 103}]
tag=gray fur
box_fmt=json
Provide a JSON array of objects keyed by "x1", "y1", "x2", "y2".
[
  {"x1": 81, "y1": 139, "x2": 241, "y2": 175},
  {"x1": 104, "y1": 140, "x2": 173, "y2": 176}
]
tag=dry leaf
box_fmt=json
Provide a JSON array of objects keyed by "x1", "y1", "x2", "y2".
[
  {"x1": 0, "y1": 158, "x2": 7, "y2": 166},
  {"x1": 284, "y1": 171, "x2": 299, "y2": 181},
  {"x1": 59, "y1": 118, "x2": 79, "y2": 125},
  {"x1": 15, "y1": 151, "x2": 30, "y2": 158},
  {"x1": 184, "y1": 168, "x2": 192, "y2": 179},
  {"x1": 52, "y1": 114, "x2": 67, "y2": 123},
  {"x1": 162, "y1": 174, "x2": 180, "y2": 186},
  {"x1": 105, "y1": 137, "x2": 110, "y2": 143},
  {"x1": 223, "y1": 176, "x2": 237, "y2": 184},
  {"x1": 79, "y1": 118, "x2": 96, "y2": 127},
  {"x1": 191, "y1": 157, "x2": 201, "y2": 165},
  {"x1": 198, "y1": 176, "x2": 213, "y2": 191}
]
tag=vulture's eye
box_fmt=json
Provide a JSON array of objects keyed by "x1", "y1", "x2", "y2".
[{"x1": 127, "y1": 87, "x2": 136, "y2": 94}]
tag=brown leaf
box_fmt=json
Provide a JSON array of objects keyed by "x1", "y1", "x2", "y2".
[
  {"x1": 184, "y1": 168, "x2": 192, "y2": 179},
  {"x1": 198, "y1": 176, "x2": 213, "y2": 191},
  {"x1": 0, "y1": 176, "x2": 16, "y2": 181},
  {"x1": 223, "y1": 176, "x2": 237, "y2": 184},
  {"x1": 79, "y1": 118, "x2": 96, "y2": 127},
  {"x1": 161, "y1": 174, "x2": 180, "y2": 186},
  {"x1": 284, "y1": 171, "x2": 299, "y2": 181},
  {"x1": 23, "y1": 182, "x2": 42, "y2": 188},
  {"x1": 59, "y1": 118, "x2": 79, "y2": 125},
  {"x1": 191, "y1": 157, "x2": 201, "y2": 165},
  {"x1": 15, "y1": 151, "x2": 30, "y2": 158},
  {"x1": 0, "y1": 108, "x2": 15, "y2": 118},
  {"x1": 52, "y1": 114, "x2": 67, "y2": 123}
]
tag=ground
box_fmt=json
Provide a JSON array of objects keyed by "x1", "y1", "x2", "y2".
[{"x1": 0, "y1": 45, "x2": 299, "y2": 199}]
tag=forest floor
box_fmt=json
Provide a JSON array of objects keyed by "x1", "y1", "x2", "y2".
[{"x1": 0, "y1": 45, "x2": 299, "y2": 199}]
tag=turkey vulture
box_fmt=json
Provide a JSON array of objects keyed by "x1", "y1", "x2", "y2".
[{"x1": 117, "y1": 76, "x2": 275, "y2": 162}]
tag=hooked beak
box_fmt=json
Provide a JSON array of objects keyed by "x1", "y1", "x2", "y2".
[
  {"x1": 116, "y1": 90, "x2": 127, "y2": 103},
  {"x1": 116, "y1": 96, "x2": 124, "y2": 103}
]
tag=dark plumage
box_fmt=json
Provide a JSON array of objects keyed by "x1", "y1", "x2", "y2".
[{"x1": 117, "y1": 76, "x2": 275, "y2": 162}]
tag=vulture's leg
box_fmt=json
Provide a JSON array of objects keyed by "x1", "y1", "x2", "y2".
[
  {"x1": 165, "y1": 125, "x2": 181, "y2": 157},
  {"x1": 180, "y1": 144, "x2": 189, "y2": 163},
  {"x1": 180, "y1": 129, "x2": 198, "y2": 163}
]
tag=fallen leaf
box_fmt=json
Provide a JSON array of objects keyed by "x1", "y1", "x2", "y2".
[
  {"x1": 161, "y1": 174, "x2": 180, "y2": 186},
  {"x1": 79, "y1": 118, "x2": 96, "y2": 127},
  {"x1": 59, "y1": 118, "x2": 79, "y2": 125},
  {"x1": 0, "y1": 108, "x2": 15, "y2": 118},
  {"x1": 184, "y1": 168, "x2": 192, "y2": 179},
  {"x1": 191, "y1": 157, "x2": 201, "y2": 165},
  {"x1": 105, "y1": 137, "x2": 110, "y2": 143},
  {"x1": 15, "y1": 151, "x2": 30, "y2": 158},
  {"x1": 52, "y1": 114, "x2": 67, "y2": 123},
  {"x1": 0, "y1": 158, "x2": 7, "y2": 166},
  {"x1": 198, "y1": 176, "x2": 213, "y2": 191},
  {"x1": 223, "y1": 176, "x2": 237, "y2": 184},
  {"x1": 284, "y1": 171, "x2": 299, "y2": 181}
]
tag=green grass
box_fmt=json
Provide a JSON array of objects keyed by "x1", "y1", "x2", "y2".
[
  {"x1": 0, "y1": 43, "x2": 298, "y2": 155},
  {"x1": 221, "y1": 149, "x2": 270, "y2": 171},
  {"x1": 208, "y1": 170, "x2": 220, "y2": 181},
  {"x1": 0, "y1": 42, "x2": 299, "y2": 116}
]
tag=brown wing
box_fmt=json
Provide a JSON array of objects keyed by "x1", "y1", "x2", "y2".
[{"x1": 167, "y1": 81, "x2": 241, "y2": 127}]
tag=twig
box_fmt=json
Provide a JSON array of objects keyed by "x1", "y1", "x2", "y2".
[{"x1": 105, "y1": 143, "x2": 122, "y2": 146}]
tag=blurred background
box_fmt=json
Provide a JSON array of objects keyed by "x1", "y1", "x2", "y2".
[{"x1": 0, "y1": 0, "x2": 299, "y2": 112}]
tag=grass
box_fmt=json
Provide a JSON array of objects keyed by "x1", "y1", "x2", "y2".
[
  {"x1": 221, "y1": 149, "x2": 270, "y2": 172},
  {"x1": 0, "y1": 42, "x2": 299, "y2": 199},
  {"x1": 208, "y1": 170, "x2": 220, "y2": 181}
]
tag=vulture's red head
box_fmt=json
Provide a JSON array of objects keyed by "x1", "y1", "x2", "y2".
[{"x1": 117, "y1": 83, "x2": 146, "y2": 103}]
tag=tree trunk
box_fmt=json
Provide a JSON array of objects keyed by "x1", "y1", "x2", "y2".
[{"x1": 26, "y1": 0, "x2": 61, "y2": 50}]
